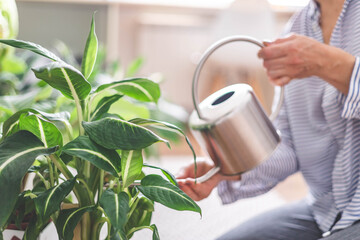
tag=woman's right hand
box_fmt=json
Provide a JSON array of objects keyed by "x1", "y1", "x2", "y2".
[{"x1": 176, "y1": 159, "x2": 240, "y2": 201}]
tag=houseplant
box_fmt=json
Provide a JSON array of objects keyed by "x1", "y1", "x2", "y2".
[{"x1": 0, "y1": 14, "x2": 200, "y2": 240}]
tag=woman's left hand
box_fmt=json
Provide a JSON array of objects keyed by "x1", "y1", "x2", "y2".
[{"x1": 258, "y1": 34, "x2": 355, "y2": 94}]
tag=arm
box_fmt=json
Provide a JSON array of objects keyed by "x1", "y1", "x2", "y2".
[
  {"x1": 258, "y1": 34, "x2": 355, "y2": 95},
  {"x1": 259, "y1": 34, "x2": 360, "y2": 119}
]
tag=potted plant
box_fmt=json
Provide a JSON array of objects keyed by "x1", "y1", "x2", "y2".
[{"x1": 0, "y1": 14, "x2": 200, "y2": 240}]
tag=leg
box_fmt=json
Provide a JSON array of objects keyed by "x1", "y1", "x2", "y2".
[
  {"x1": 216, "y1": 200, "x2": 323, "y2": 240},
  {"x1": 320, "y1": 221, "x2": 360, "y2": 240}
]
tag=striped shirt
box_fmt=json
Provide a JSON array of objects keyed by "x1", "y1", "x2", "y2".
[{"x1": 218, "y1": 0, "x2": 360, "y2": 234}]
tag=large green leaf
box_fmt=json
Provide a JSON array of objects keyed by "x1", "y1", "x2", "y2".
[
  {"x1": 94, "y1": 78, "x2": 160, "y2": 103},
  {"x1": 34, "y1": 177, "x2": 76, "y2": 223},
  {"x1": 130, "y1": 118, "x2": 196, "y2": 160},
  {"x1": 143, "y1": 163, "x2": 177, "y2": 186},
  {"x1": 62, "y1": 136, "x2": 121, "y2": 176},
  {"x1": 32, "y1": 61, "x2": 91, "y2": 100},
  {"x1": 82, "y1": 118, "x2": 169, "y2": 150},
  {"x1": 130, "y1": 118, "x2": 197, "y2": 178},
  {"x1": 0, "y1": 89, "x2": 39, "y2": 113},
  {"x1": 121, "y1": 150, "x2": 143, "y2": 188},
  {"x1": 100, "y1": 190, "x2": 129, "y2": 231},
  {"x1": 18, "y1": 113, "x2": 63, "y2": 148},
  {"x1": 55, "y1": 206, "x2": 95, "y2": 240},
  {"x1": 91, "y1": 94, "x2": 123, "y2": 121},
  {"x1": 0, "y1": 131, "x2": 57, "y2": 228},
  {"x1": 2, "y1": 108, "x2": 70, "y2": 138},
  {"x1": 136, "y1": 175, "x2": 201, "y2": 214},
  {"x1": 0, "y1": 39, "x2": 61, "y2": 61},
  {"x1": 81, "y1": 13, "x2": 98, "y2": 79},
  {"x1": 110, "y1": 226, "x2": 127, "y2": 240}
]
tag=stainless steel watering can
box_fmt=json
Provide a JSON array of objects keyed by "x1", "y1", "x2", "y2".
[{"x1": 189, "y1": 36, "x2": 284, "y2": 182}]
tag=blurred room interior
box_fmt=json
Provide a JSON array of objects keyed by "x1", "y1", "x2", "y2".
[{"x1": 14, "y1": 0, "x2": 310, "y2": 239}]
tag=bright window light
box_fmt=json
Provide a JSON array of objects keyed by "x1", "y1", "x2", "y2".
[
  {"x1": 268, "y1": 0, "x2": 310, "y2": 8},
  {"x1": 107, "y1": 0, "x2": 236, "y2": 9}
]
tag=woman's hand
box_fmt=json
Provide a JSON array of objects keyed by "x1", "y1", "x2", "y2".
[
  {"x1": 258, "y1": 34, "x2": 355, "y2": 94},
  {"x1": 176, "y1": 159, "x2": 240, "y2": 201}
]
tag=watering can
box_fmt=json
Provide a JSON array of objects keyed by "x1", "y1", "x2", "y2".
[{"x1": 189, "y1": 36, "x2": 284, "y2": 183}]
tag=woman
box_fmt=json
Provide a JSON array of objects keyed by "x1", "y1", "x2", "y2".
[{"x1": 177, "y1": 0, "x2": 360, "y2": 239}]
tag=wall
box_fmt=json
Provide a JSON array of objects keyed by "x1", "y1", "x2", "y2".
[
  {"x1": 15, "y1": 0, "x2": 292, "y2": 111},
  {"x1": 16, "y1": 1, "x2": 108, "y2": 56}
]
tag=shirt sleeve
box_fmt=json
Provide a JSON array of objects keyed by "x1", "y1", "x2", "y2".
[
  {"x1": 217, "y1": 89, "x2": 299, "y2": 204},
  {"x1": 341, "y1": 57, "x2": 360, "y2": 119}
]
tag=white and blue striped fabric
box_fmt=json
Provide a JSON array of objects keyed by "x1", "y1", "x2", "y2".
[{"x1": 218, "y1": 0, "x2": 360, "y2": 234}]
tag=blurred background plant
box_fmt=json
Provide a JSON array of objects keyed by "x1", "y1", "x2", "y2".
[{"x1": 0, "y1": 0, "x2": 187, "y2": 153}]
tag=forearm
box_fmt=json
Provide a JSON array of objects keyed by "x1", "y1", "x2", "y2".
[{"x1": 316, "y1": 43, "x2": 356, "y2": 95}]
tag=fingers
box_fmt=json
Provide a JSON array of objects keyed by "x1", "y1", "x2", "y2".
[
  {"x1": 258, "y1": 43, "x2": 289, "y2": 60},
  {"x1": 178, "y1": 179, "x2": 201, "y2": 201},
  {"x1": 178, "y1": 177, "x2": 214, "y2": 201},
  {"x1": 269, "y1": 76, "x2": 292, "y2": 86},
  {"x1": 263, "y1": 56, "x2": 288, "y2": 70},
  {"x1": 176, "y1": 159, "x2": 214, "y2": 180}
]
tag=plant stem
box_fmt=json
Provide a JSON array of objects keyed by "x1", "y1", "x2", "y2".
[
  {"x1": 91, "y1": 217, "x2": 107, "y2": 240},
  {"x1": 98, "y1": 170, "x2": 104, "y2": 202},
  {"x1": 81, "y1": 213, "x2": 91, "y2": 240},
  {"x1": 46, "y1": 156, "x2": 55, "y2": 187},
  {"x1": 35, "y1": 171, "x2": 50, "y2": 189},
  {"x1": 127, "y1": 197, "x2": 140, "y2": 220},
  {"x1": 77, "y1": 178, "x2": 94, "y2": 204},
  {"x1": 49, "y1": 154, "x2": 82, "y2": 203},
  {"x1": 64, "y1": 120, "x2": 74, "y2": 141},
  {"x1": 49, "y1": 154, "x2": 73, "y2": 180},
  {"x1": 127, "y1": 226, "x2": 153, "y2": 237}
]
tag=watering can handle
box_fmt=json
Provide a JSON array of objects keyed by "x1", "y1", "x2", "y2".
[{"x1": 192, "y1": 35, "x2": 284, "y2": 121}]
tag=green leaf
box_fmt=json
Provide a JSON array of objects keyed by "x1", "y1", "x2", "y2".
[
  {"x1": 151, "y1": 224, "x2": 160, "y2": 240},
  {"x1": 0, "y1": 89, "x2": 39, "y2": 113},
  {"x1": 94, "y1": 78, "x2": 160, "y2": 103},
  {"x1": 143, "y1": 163, "x2": 178, "y2": 186},
  {"x1": 19, "y1": 113, "x2": 63, "y2": 148},
  {"x1": 0, "y1": 131, "x2": 57, "y2": 229},
  {"x1": 130, "y1": 118, "x2": 196, "y2": 161},
  {"x1": 83, "y1": 118, "x2": 169, "y2": 150},
  {"x1": 136, "y1": 175, "x2": 201, "y2": 214},
  {"x1": 130, "y1": 118, "x2": 197, "y2": 178},
  {"x1": 81, "y1": 13, "x2": 98, "y2": 79},
  {"x1": 2, "y1": 108, "x2": 69, "y2": 139},
  {"x1": 100, "y1": 190, "x2": 130, "y2": 231},
  {"x1": 109, "y1": 98, "x2": 149, "y2": 120},
  {"x1": 110, "y1": 227, "x2": 127, "y2": 240},
  {"x1": 91, "y1": 94, "x2": 123, "y2": 121},
  {"x1": 121, "y1": 150, "x2": 143, "y2": 188},
  {"x1": 0, "y1": 39, "x2": 61, "y2": 61},
  {"x1": 125, "y1": 57, "x2": 143, "y2": 77},
  {"x1": 34, "y1": 178, "x2": 76, "y2": 223},
  {"x1": 56, "y1": 206, "x2": 94, "y2": 240},
  {"x1": 62, "y1": 136, "x2": 121, "y2": 176},
  {"x1": 32, "y1": 61, "x2": 91, "y2": 100}
]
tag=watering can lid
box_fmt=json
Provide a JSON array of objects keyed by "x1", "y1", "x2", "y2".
[{"x1": 189, "y1": 83, "x2": 253, "y2": 128}]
